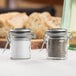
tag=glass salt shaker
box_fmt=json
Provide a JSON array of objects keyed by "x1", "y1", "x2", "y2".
[
  {"x1": 6, "y1": 28, "x2": 31, "y2": 60},
  {"x1": 42, "y1": 28, "x2": 71, "y2": 60}
]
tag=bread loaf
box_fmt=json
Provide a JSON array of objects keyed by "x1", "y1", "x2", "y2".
[
  {"x1": 7, "y1": 13, "x2": 28, "y2": 28},
  {"x1": 41, "y1": 12, "x2": 61, "y2": 28},
  {"x1": 24, "y1": 12, "x2": 48, "y2": 39},
  {"x1": 24, "y1": 12, "x2": 61, "y2": 39},
  {"x1": 0, "y1": 12, "x2": 20, "y2": 38}
]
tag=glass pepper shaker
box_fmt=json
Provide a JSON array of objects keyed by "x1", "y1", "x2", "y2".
[{"x1": 43, "y1": 28, "x2": 71, "y2": 60}]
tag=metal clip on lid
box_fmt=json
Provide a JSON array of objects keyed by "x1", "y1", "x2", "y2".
[{"x1": 3, "y1": 33, "x2": 10, "y2": 53}]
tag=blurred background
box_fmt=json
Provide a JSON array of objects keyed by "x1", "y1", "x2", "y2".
[{"x1": 0, "y1": 0, "x2": 63, "y2": 17}]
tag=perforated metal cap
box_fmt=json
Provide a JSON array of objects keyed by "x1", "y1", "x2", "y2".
[
  {"x1": 46, "y1": 28, "x2": 67, "y2": 33},
  {"x1": 10, "y1": 28, "x2": 31, "y2": 38},
  {"x1": 45, "y1": 28, "x2": 67, "y2": 38}
]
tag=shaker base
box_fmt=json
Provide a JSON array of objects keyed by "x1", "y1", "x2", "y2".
[
  {"x1": 10, "y1": 57, "x2": 30, "y2": 60},
  {"x1": 47, "y1": 57, "x2": 66, "y2": 60}
]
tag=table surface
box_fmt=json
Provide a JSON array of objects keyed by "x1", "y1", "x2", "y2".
[{"x1": 0, "y1": 49, "x2": 76, "y2": 76}]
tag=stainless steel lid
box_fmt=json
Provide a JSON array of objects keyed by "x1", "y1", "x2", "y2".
[
  {"x1": 10, "y1": 28, "x2": 31, "y2": 38},
  {"x1": 10, "y1": 28, "x2": 30, "y2": 33},
  {"x1": 46, "y1": 28, "x2": 67, "y2": 33},
  {"x1": 45, "y1": 28, "x2": 67, "y2": 38}
]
